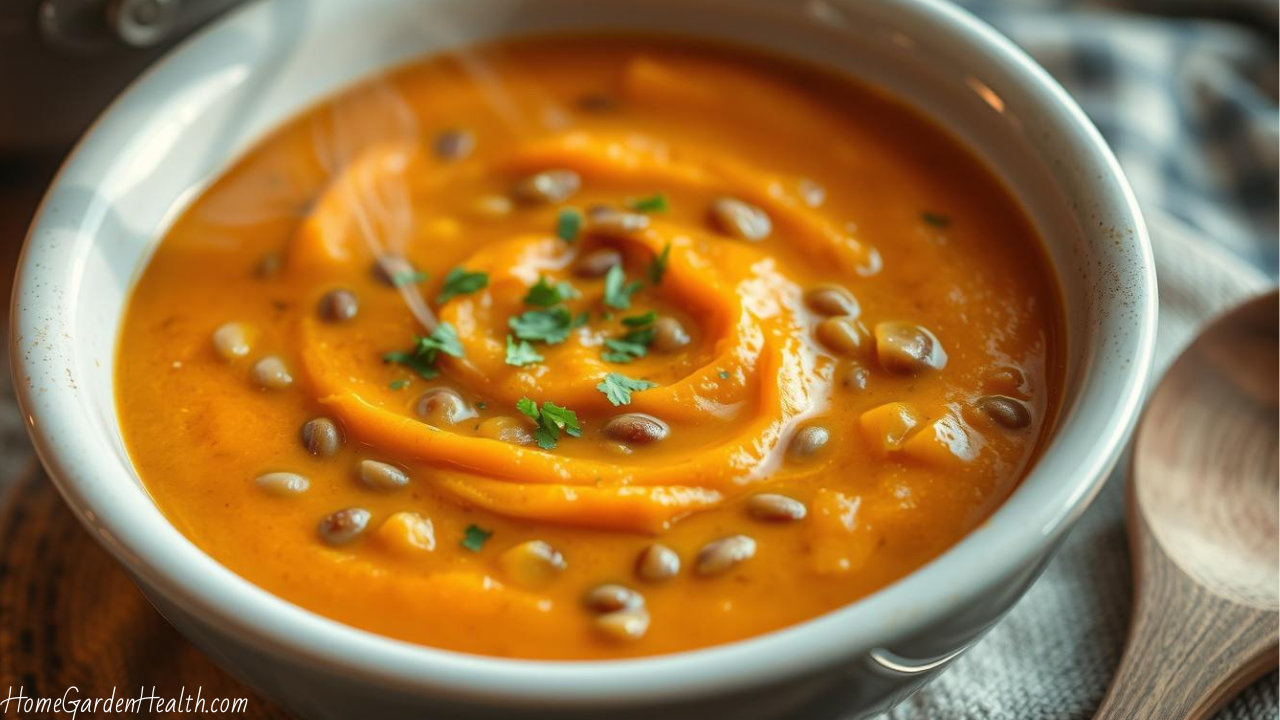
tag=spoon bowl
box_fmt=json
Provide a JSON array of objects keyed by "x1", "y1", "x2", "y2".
[{"x1": 1095, "y1": 289, "x2": 1279, "y2": 720}]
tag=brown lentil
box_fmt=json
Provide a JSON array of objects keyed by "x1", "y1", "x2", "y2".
[
  {"x1": 695, "y1": 535, "x2": 757, "y2": 576},
  {"x1": 317, "y1": 288, "x2": 359, "y2": 322},
  {"x1": 602, "y1": 413, "x2": 668, "y2": 446},
  {"x1": 651, "y1": 316, "x2": 691, "y2": 352},
  {"x1": 976, "y1": 395, "x2": 1032, "y2": 430},
  {"x1": 874, "y1": 322, "x2": 948, "y2": 373},
  {"x1": 584, "y1": 583, "x2": 645, "y2": 613},
  {"x1": 746, "y1": 493, "x2": 807, "y2": 522},
  {"x1": 804, "y1": 284, "x2": 859, "y2": 317},
  {"x1": 318, "y1": 508, "x2": 371, "y2": 545},
  {"x1": 815, "y1": 316, "x2": 867, "y2": 357},
  {"x1": 499, "y1": 540, "x2": 568, "y2": 588},
  {"x1": 635, "y1": 543, "x2": 680, "y2": 583},
  {"x1": 255, "y1": 472, "x2": 310, "y2": 497},
  {"x1": 212, "y1": 322, "x2": 253, "y2": 360},
  {"x1": 359, "y1": 459, "x2": 409, "y2": 490},
  {"x1": 594, "y1": 608, "x2": 650, "y2": 641},
  {"x1": 433, "y1": 128, "x2": 475, "y2": 161},
  {"x1": 477, "y1": 416, "x2": 535, "y2": 445},
  {"x1": 787, "y1": 425, "x2": 830, "y2": 461},
  {"x1": 301, "y1": 417, "x2": 343, "y2": 457},
  {"x1": 250, "y1": 356, "x2": 293, "y2": 389},
  {"x1": 572, "y1": 247, "x2": 623, "y2": 278},
  {"x1": 514, "y1": 169, "x2": 581, "y2": 204},
  {"x1": 414, "y1": 387, "x2": 476, "y2": 426},
  {"x1": 710, "y1": 197, "x2": 771, "y2": 241}
]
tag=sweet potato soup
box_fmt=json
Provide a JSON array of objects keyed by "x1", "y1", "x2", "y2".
[{"x1": 117, "y1": 36, "x2": 1063, "y2": 659}]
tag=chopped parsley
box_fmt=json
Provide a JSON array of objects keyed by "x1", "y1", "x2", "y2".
[
  {"x1": 718, "y1": 370, "x2": 731, "y2": 380},
  {"x1": 648, "y1": 242, "x2": 671, "y2": 285},
  {"x1": 392, "y1": 270, "x2": 429, "y2": 288},
  {"x1": 461, "y1": 524, "x2": 492, "y2": 552},
  {"x1": 622, "y1": 310, "x2": 657, "y2": 327},
  {"x1": 556, "y1": 208, "x2": 582, "y2": 242},
  {"x1": 523, "y1": 276, "x2": 579, "y2": 307},
  {"x1": 603, "y1": 265, "x2": 644, "y2": 310},
  {"x1": 383, "y1": 322, "x2": 465, "y2": 379},
  {"x1": 509, "y1": 307, "x2": 575, "y2": 344},
  {"x1": 516, "y1": 397, "x2": 582, "y2": 450},
  {"x1": 389, "y1": 378, "x2": 410, "y2": 391},
  {"x1": 602, "y1": 311, "x2": 657, "y2": 363},
  {"x1": 597, "y1": 372, "x2": 658, "y2": 406},
  {"x1": 505, "y1": 334, "x2": 545, "y2": 366},
  {"x1": 630, "y1": 193, "x2": 669, "y2": 213},
  {"x1": 436, "y1": 267, "x2": 489, "y2": 304},
  {"x1": 922, "y1": 211, "x2": 951, "y2": 228}
]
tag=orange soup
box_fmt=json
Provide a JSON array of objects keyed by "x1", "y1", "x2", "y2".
[{"x1": 116, "y1": 36, "x2": 1063, "y2": 659}]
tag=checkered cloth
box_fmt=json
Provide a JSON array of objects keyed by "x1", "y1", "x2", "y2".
[{"x1": 887, "y1": 1, "x2": 1279, "y2": 718}]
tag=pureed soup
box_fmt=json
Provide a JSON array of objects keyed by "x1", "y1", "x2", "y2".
[{"x1": 116, "y1": 36, "x2": 1063, "y2": 659}]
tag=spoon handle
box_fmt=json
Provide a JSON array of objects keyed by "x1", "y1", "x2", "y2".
[{"x1": 1093, "y1": 517, "x2": 1278, "y2": 720}]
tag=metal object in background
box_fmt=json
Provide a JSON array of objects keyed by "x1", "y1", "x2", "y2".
[{"x1": 1, "y1": 0, "x2": 247, "y2": 156}]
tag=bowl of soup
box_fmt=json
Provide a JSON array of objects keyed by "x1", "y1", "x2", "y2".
[{"x1": 11, "y1": 0, "x2": 1155, "y2": 717}]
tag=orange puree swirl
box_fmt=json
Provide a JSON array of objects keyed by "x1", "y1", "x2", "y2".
[{"x1": 289, "y1": 133, "x2": 881, "y2": 533}]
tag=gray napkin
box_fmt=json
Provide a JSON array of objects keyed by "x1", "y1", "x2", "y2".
[{"x1": 889, "y1": 1, "x2": 1279, "y2": 717}]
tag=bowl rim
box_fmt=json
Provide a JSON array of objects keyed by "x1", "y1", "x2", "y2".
[{"x1": 10, "y1": 0, "x2": 1157, "y2": 706}]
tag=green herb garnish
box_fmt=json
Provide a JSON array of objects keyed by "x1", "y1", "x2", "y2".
[
  {"x1": 392, "y1": 270, "x2": 429, "y2": 288},
  {"x1": 630, "y1": 193, "x2": 669, "y2": 213},
  {"x1": 523, "y1": 276, "x2": 579, "y2": 307},
  {"x1": 509, "y1": 307, "x2": 575, "y2": 344},
  {"x1": 622, "y1": 310, "x2": 657, "y2": 327},
  {"x1": 516, "y1": 397, "x2": 582, "y2": 450},
  {"x1": 648, "y1": 242, "x2": 671, "y2": 285},
  {"x1": 603, "y1": 265, "x2": 644, "y2": 310},
  {"x1": 461, "y1": 524, "x2": 492, "y2": 552},
  {"x1": 602, "y1": 327, "x2": 656, "y2": 363},
  {"x1": 556, "y1": 208, "x2": 582, "y2": 242},
  {"x1": 383, "y1": 322, "x2": 465, "y2": 379},
  {"x1": 436, "y1": 267, "x2": 489, "y2": 304},
  {"x1": 922, "y1": 211, "x2": 951, "y2": 228},
  {"x1": 718, "y1": 370, "x2": 731, "y2": 380},
  {"x1": 597, "y1": 372, "x2": 658, "y2": 406},
  {"x1": 389, "y1": 378, "x2": 410, "y2": 390},
  {"x1": 505, "y1": 334, "x2": 545, "y2": 366}
]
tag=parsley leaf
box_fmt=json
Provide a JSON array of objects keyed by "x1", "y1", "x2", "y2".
[
  {"x1": 648, "y1": 242, "x2": 671, "y2": 285},
  {"x1": 556, "y1": 208, "x2": 582, "y2": 242},
  {"x1": 603, "y1": 265, "x2": 644, "y2": 310},
  {"x1": 505, "y1": 334, "x2": 544, "y2": 366},
  {"x1": 602, "y1": 327, "x2": 656, "y2": 363},
  {"x1": 383, "y1": 322, "x2": 465, "y2": 379},
  {"x1": 436, "y1": 267, "x2": 489, "y2": 304},
  {"x1": 509, "y1": 307, "x2": 574, "y2": 344},
  {"x1": 630, "y1": 193, "x2": 669, "y2": 213},
  {"x1": 622, "y1": 310, "x2": 657, "y2": 327},
  {"x1": 602, "y1": 310, "x2": 656, "y2": 363},
  {"x1": 389, "y1": 378, "x2": 410, "y2": 390},
  {"x1": 718, "y1": 370, "x2": 731, "y2": 380},
  {"x1": 461, "y1": 524, "x2": 492, "y2": 552},
  {"x1": 516, "y1": 398, "x2": 582, "y2": 450},
  {"x1": 922, "y1": 211, "x2": 951, "y2": 228},
  {"x1": 523, "y1": 276, "x2": 579, "y2": 307},
  {"x1": 393, "y1": 270, "x2": 429, "y2": 288},
  {"x1": 597, "y1": 372, "x2": 658, "y2": 406}
]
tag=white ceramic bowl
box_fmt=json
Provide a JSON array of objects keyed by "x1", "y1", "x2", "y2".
[{"x1": 11, "y1": 0, "x2": 1157, "y2": 717}]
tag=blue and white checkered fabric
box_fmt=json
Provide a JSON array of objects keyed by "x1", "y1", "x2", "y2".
[
  {"x1": 885, "y1": 2, "x2": 1278, "y2": 719},
  {"x1": 967, "y1": 0, "x2": 1278, "y2": 275}
]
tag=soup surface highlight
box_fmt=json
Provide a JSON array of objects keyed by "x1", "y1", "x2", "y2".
[{"x1": 117, "y1": 36, "x2": 1063, "y2": 659}]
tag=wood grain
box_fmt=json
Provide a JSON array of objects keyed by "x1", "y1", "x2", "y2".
[
  {"x1": 0, "y1": 465, "x2": 296, "y2": 719},
  {"x1": 1094, "y1": 291, "x2": 1279, "y2": 720}
]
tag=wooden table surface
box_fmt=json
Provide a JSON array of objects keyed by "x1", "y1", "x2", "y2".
[{"x1": 0, "y1": 160, "x2": 294, "y2": 718}]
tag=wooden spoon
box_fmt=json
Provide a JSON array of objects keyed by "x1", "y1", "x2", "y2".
[{"x1": 1095, "y1": 290, "x2": 1279, "y2": 720}]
